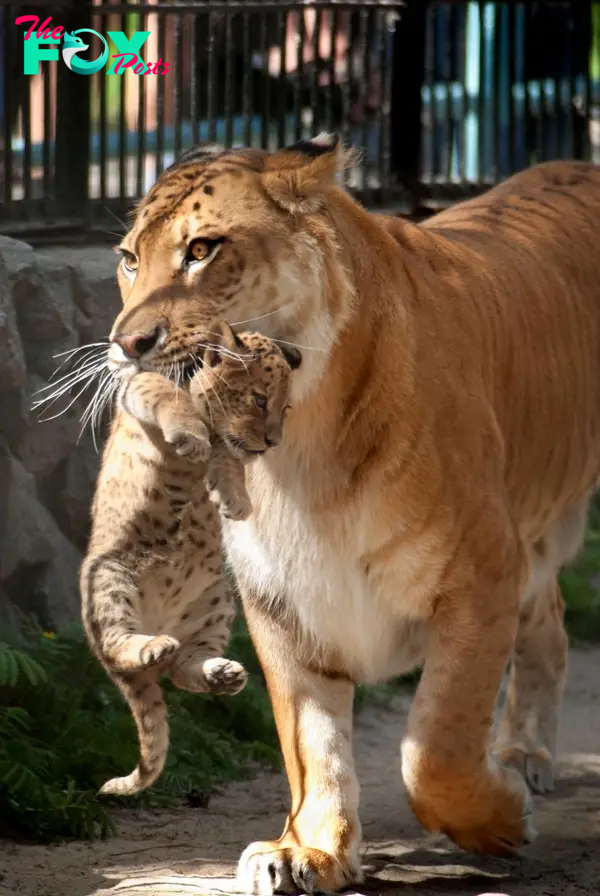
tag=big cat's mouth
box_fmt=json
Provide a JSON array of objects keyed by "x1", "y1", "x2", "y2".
[{"x1": 170, "y1": 353, "x2": 204, "y2": 383}]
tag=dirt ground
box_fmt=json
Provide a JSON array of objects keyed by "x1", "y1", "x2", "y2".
[{"x1": 1, "y1": 646, "x2": 600, "y2": 896}]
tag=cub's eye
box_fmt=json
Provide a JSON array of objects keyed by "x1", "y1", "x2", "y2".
[
  {"x1": 120, "y1": 250, "x2": 138, "y2": 273},
  {"x1": 253, "y1": 393, "x2": 268, "y2": 411},
  {"x1": 185, "y1": 237, "x2": 223, "y2": 266}
]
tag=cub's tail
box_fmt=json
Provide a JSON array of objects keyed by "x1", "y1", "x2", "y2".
[{"x1": 99, "y1": 669, "x2": 169, "y2": 796}]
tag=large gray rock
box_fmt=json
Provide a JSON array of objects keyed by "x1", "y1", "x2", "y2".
[
  {"x1": 0, "y1": 438, "x2": 56, "y2": 582},
  {"x1": 51, "y1": 246, "x2": 120, "y2": 345},
  {"x1": 0, "y1": 241, "x2": 122, "y2": 627},
  {"x1": 6, "y1": 241, "x2": 79, "y2": 380},
  {"x1": 17, "y1": 374, "x2": 80, "y2": 478},
  {"x1": 0, "y1": 249, "x2": 27, "y2": 393},
  {"x1": 0, "y1": 438, "x2": 81, "y2": 627}
]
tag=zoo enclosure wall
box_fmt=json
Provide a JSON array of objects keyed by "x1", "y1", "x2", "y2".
[{"x1": 0, "y1": 0, "x2": 598, "y2": 244}]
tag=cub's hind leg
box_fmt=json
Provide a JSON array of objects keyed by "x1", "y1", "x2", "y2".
[
  {"x1": 493, "y1": 496, "x2": 589, "y2": 794},
  {"x1": 80, "y1": 552, "x2": 179, "y2": 672},
  {"x1": 494, "y1": 576, "x2": 568, "y2": 794},
  {"x1": 169, "y1": 579, "x2": 247, "y2": 696}
]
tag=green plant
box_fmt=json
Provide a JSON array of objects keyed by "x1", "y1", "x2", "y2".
[
  {"x1": 560, "y1": 501, "x2": 600, "y2": 641},
  {"x1": 0, "y1": 614, "x2": 279, "y2": 842}
]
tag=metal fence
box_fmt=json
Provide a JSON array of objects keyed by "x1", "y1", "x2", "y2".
[{"x1": 0, "y1": 0, "x2": 598, "y2": 243}]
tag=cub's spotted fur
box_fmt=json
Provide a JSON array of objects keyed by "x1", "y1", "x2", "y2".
[{"x1": 81, "y1": 324, "x2": 300, "y2": 795}]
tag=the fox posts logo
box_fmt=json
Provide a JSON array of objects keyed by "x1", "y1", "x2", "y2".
[{"x1": 16, "y1": 15, "x2": 170, "y2": 76}]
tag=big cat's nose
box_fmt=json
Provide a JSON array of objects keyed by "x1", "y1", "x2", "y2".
[{"x1": 110, "y1": 327, "x2": 161, "y2": 359}]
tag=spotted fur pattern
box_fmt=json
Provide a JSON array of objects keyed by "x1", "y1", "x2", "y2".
[{"x1": 81, "y1": 326, "x2": 299, "y2": 796}]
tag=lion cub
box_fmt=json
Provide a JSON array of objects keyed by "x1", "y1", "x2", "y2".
[{"x1": 81, "y1": 323, "x2": 301, "y2": 796}]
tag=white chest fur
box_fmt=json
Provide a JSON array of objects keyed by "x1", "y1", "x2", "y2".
[{"x1": 221, "y1": 460, "x2": 430, "y2": 684}]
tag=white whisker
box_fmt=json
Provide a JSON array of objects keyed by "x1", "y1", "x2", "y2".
[
  {"x1": 34, "y1": 351, "x2": 108, "y2": 395},
  {"x1": 32, "y1": 360, "x2": 107, "y2": 410},
  {"x1": 52, "y1": 341, "x2": 108, "y2": 361},
  {"x1": 202, "y1": 342, "x2": 251, "y2": 370},
  {"x1": 37, "y1": 373, "x2": 102, "y2": 423},
  {"x1": 230, "y1": 302, "x2": 296, "y2": 327},
  {"x1": 272, "y1": 337, "x2": 322, "y2": 353}
]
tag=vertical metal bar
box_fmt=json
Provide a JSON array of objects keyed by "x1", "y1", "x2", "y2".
[
  {"x1": 440, "y1": 5, "x2": 451, "y2": 182},
  {"x1": 374, "y1": 9, "x2": 386, "y2": 195},
  {"x1": 523, "y1": 1, "x2": 532, "y2": 167},
  {"x1": 492, "y1": 2, "x2": 502, "y2": 181},
  {"x1": 42, "y1": 60, "x2": 52, "y2": 201},
  {"x1": 389, "y1": 0, "x2": 425, "y2": 208},
  {"x1": 259, "y1": 11, "x2": 271, "y2": 149},
  {"x1": 207, "y1": 11, "x2": 217, "y2": 143},
  {"x1": 455, "y1": 2, "x2": 466, "y2": 182},
  {"x1": 22, "y1": 69, "x2": 31, "y2": 202},
  {"x1": 551, "y1": 49, "x2": 560, "y2": 161},
  {"x1": 422, "y1": 6, "x2": 434, "y2": 184},
  {"x1": 566, "y1": 3, "x2": 575, "y2": 159},
  {"x1": 294, "y1": 8, "x2": 305, "y2": 141},
  {"x1": 119, "y1": 10, "x2": 126, "y2": 201},
  {"x1": 242, "y1": 11, "x2": 252, "y2": 145},
  {"x1": 156, "y1": 10, "x2": 166, "y2": 175},
  {"x1": 276, "y1": 9, "x2": 287, "y2": 148},
  {"x1": 190, "y1": 13, "x2": 199, "y2": 145},
  {"x1": 582, "y1": 2, "x2": 592, "y2": 161},
  {"x1": 173, "y1": 12, "x2": 183, "y2": 158},
  {"x1": 136, "y1": 10, "x2": 147, "y2": 197},
  {"x1": 99, "y1": 6, "x2": 107, "y2": 201},
  {"x1": 54, "y1": 4, "x2": 91, "y2": 222},
  {"x1": 224, "y1": 11, "x2": 233, "y2": 147},
  {"x1": 310, "y1": 8, "x2": 321, "y2": 135},
  {"x1": 477, "y1": 1, "x2": 485, "y2": 182},
  {"x1": 324, "y1": 10, "x2": 335, "y2": 132},
  {"x1": 380, "y1": 11, "x2": 394, "y2": 199},
  {"x1": 2, "y1": 5, "x2": 13, "y2": 207},
  {"x1": 507, "y1": 2, "x2": 516, "y2": 174}
]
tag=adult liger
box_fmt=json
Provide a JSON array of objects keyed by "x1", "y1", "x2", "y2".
[{"x1": 107, "y1": 135, "x2": 600, "y2": 894}]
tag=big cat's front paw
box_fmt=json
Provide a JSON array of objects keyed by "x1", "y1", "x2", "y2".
[{"x1": 238, "y1": 841, "x2": 357, "y2": 895}]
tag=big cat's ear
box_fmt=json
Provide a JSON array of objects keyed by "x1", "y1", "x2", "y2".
[{"x1": 261, "y1": 133, "x2": 354, "y2": 214}]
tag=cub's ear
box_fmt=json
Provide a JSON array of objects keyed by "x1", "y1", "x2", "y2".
[
  {"x1": 204, "y1": 321, "x2": 245, "y2": 368},
  {"x1": 262, "y1": 133, "x2": 349, "y2": 214},
  {"x1": 279, "y1": 344, "x2": 302, "y2": 370}
]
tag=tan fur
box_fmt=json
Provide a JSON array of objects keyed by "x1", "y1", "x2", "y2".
[
  {"x1": 106, "y1": 136, "x2": 600, "y2": 892},
  {"x1": 81, "y1": 326, "x2": 297, "y2": 796}
]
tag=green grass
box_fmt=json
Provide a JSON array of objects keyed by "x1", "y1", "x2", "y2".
[
  {"x1": 0, "y1": 613, "x2": 279, "y2": 842},
  {"x1": 560, "y1": 502, "x2": 600, "y2": 642}
]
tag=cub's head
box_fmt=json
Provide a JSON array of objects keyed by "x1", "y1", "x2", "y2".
[
  {"x1": 191, "y1": 322, "x2": 302, "y2": 460},
  {"x1": 108, "y1": 134, "x2": 354, "y2": 397}
]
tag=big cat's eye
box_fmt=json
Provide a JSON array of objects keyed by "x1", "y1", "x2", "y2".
[
  {"x1": 185, "y1": 237, "x2": 224, "y2": 266},
  {"x1": 120, "y1": 250, "x2": 138, "y2": 273},
  {"x1": 253, "y1": 393, "x2": 268, "y2": 411}
]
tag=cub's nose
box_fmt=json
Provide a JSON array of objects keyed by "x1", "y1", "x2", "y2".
[{"x1": 110, "y1": 327, "x2": 161, "y2": 359}]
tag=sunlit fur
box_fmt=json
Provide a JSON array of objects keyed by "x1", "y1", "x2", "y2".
[
  {"x1": 107, "y1": 135, "x2": 600, "y2": 894},
  {"x1": 81, "y1": 327, "x2": 297, "y2": 797}
]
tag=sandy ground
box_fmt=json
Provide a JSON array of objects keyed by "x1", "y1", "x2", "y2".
[{"x1": 2, "y1": 646, "x2": 600, "y2": 896}]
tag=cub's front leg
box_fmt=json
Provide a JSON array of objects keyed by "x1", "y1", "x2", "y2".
[
  {"x1": 205, "y1": 439, "x2": 252, "y2": 521},
  {"x1": 402, "y1": 545, "x2": 535, "y2": 856},
  {"x1": 118, "y1": 373, "x2": 211, "y2": 462},
  {"x1": 236, "y1": 597, "x2": 362, "y2": 895}
]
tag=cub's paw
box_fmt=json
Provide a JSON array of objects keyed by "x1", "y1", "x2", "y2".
[
  {"x1": 238, "y1": 842, "x2": 355, "y2": 895},
  {"x1": 214, "y1": 491, "x2": 253, "y2": 521},
  {"x1": 495, "y1": 743, "x2": 555, "y2": 795},
  {"x1": 409, "y1": 757, "x2": 536, "y2": 857},
  {"x1": 139, "y1": 635, "x2": 180, "y2": 668},
  {"x1": 205, "y1": 477, "x2": 252, "y2": 521},
  {"x1": 202, "y1": 657, "x2": 248, "y2": 695},
  {"x1": 164, "y1": 421, "x2": 211, "y2": 463}
]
